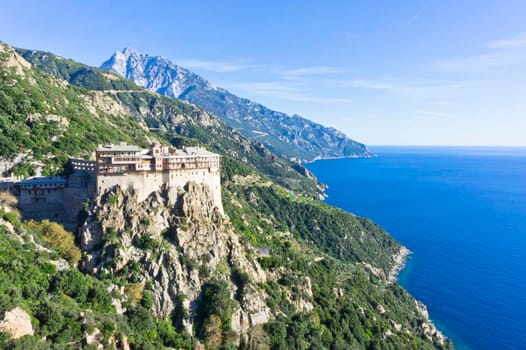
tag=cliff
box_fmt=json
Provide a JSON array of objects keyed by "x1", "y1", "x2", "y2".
[{"x1": 79, "y1": 182, "x2": 270, "y2": 346}]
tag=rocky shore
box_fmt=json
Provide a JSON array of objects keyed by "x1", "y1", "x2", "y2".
[
  {"x1": 388, "y1": 246, "x2": 411, "y2": 283},
  {"x1": 389, "y1": 246, "x2": 449, "y2": 345}
]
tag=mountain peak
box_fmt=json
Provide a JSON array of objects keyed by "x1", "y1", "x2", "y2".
[
  {"x1": 101, "y1": 48, "x2": 206, "y2": 98},
  {"x1": 101, "y1": 49, "x2": 372, "y2": 161},
  {"x1": 121, "y1": 47, "x2": 138, "y2": 56}
]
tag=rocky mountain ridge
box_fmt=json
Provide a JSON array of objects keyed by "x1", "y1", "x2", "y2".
[
  {"x1": 101, "y1": 48, "x2": 373, "y2": 162},
  {"x1": 13, "y1": 45, "x2": 323, "y2": 196}
]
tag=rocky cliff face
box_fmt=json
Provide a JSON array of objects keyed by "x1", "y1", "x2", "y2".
[
  {"x1": 101, "y1": 48, "x2": 373, "y2": 162},
  {"x1": 79, "y1": 181, "x2": 270, "y2": 344},
  {"x1": 104, "y1": 48, "x2": 214, "y2": 98}
]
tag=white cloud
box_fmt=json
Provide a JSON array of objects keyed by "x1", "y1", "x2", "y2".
[
  {"x1": 349, "y1": 80, "x2": 416, "y2": 93},
  {"x1": 348, "y1": 80, "x2": 388, "y2": 90},
  {"x1": 433, "y1": 31, "x2": 526, "y2": 72},
  {"x1": 227, "y1": 81, "x2": 352, "y2": 104},
  {"x1": 486, "y1": 32, "x2": 526, "y2": 49},
  {"x1": 413, "y1": 110, "x2": 452, "y2": 119},
  {"x1": 177, "y1": 59, "x2": 251, "y2": 72},
  {"x1": 279, "y1": 66, "x2": 343, "y2": 77},
  {"x1": 346, "y1": 79, "x2": 484, "y2": 98},
  {"x1": 434, "y1": 51, "x2": 526, "y2": 71},
  {"x1": 176, "y1": 59, "x2": 344, "y2": 82}
]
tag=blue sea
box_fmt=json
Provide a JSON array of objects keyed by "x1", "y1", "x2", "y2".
[{"x1": 306, "y1": 146, "x2": 526, "y2": 350}]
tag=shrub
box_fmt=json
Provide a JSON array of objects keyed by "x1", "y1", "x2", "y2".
[
  {"x1": 2, "y1": 210, "x2": 18, "y2": 225},
  {"x1": 105, "y1": 227, "x2": 118, "y2": 243},
  {"x1": 133, "y1": 234, "x2": 161, "y2": 250},
  {"x1": 141, "y1": 290, "x2": 154, "y2": 309},
  {"x1": 52, "y1": 269, "x2": 91, "y2": 304},
  {"x1": 88, "y1": 282, "x2": 113, "y2": 312},
  {"x1": 196, "y1": 279, "x2": 236, "y2": 345},
  {"x1": 32, "y1": 220, "x2": 81, "y2": 266},
  {"x1": 0, "y1": 191, "x2": 17, "y2": 208},
  {"x1": 231, "y1": 267, "x2": 250, "y2": 300},
  {"x1": 108, "y1": 194, "x2": 118, "y2": 205},
  {"x1": 124, "y1": 282, "x2": 144, "y2": 303}
]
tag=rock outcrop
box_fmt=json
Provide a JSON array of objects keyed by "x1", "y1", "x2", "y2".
[
  {"x1": 0, "y1": 307, "x2": 34, "y2": 339},
  {"x1": 79, "y1": 181, "x2": 270, "y2": 341},
  {"x1": 414, "y1": 300, "x2": 447, "y2": 345}
]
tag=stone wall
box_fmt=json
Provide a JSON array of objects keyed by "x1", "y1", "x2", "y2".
[
  {"x1": 97, "y1": 168, "x2": 223, "y2": 213},
  {"x1": 18, "y1": 188, "x2": 65, "y2": 223},
  {"x1": 0, "y1": 181, "x2": 15, "y2": 193}
]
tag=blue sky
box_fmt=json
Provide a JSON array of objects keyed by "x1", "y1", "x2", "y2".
[{"x1": 1, "y1": 0, "x2": 526, "y2": 145}]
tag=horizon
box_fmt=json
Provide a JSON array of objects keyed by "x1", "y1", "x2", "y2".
[{"x1": 1, "y1": 1, "x2": 525, "y2": 146}]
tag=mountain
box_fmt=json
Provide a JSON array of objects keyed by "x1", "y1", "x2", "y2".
[
  {"x1": 101, "y1": 48, "x2": 372, "y2": 162},
  {"x1": 14, "y1": 46, "x2": 323, "y2": 196},
  {"x1": 1, "y1": 43, "x2": 452, "y2": 349}
]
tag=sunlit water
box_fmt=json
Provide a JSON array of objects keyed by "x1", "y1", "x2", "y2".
[{"x1": 307, "y1": 147, "x2": 526, "y2": 350}]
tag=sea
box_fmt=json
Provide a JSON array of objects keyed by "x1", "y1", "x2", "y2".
[{"x1": 306, "y1": 146, "x2": 526, "y2": 350}]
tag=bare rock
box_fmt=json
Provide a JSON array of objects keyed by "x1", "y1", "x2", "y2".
[
  {"x1": 388, "y1": 246, "x2": 411, "y2": 283},
  {"x1": 0, "y1": 307, "x2": 34, "y2": 339},
  {"x1": 48, "y1": 259, "x2": 70, "y2": 272},
  {"x1": 80, "y1": 182, "x2": 269, "y2": 339},
  {"x1": 233, "y1": 286, "x2": 271, "y2": 335},
  {"x1": 415, "y1": 300, "x2": 446, "y2": 344},
  {"x1": 390, "y1": 319, "x2": 402, "y2": 331},
  {"x1": 79, "y1": 214, "x2": 103, "y2": 250},
  {"x1": 85, "y1": 328, "x2": 103, "y2": 349},
  {"x1": 194, "y1": 340, "x2": 206, "y2": 350},
  {"x1": 286, "y1": 276, "x2": 314, "y2": 313}
]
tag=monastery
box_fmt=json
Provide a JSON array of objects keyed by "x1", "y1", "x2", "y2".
[{"x1": 1, "y1": 143, "x2": 222, "y2": 228}]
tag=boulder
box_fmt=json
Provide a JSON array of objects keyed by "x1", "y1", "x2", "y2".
[{"x1": 0, "y1": 307, "x2": 34, "y2": 339}]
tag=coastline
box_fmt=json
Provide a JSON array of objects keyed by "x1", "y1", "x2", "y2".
[
  {"x1": 306, "y1": 157, "x2": 453, "y2": 347},
  {"x1": 390, "y1": 245, "x2": 449, "y2": 345},
  {"x1": 388, "y1": 245, "x2": 411, "y2": 284},
  {"x1": 303, "y1": 152, "x2": 377, "y2": 165}
]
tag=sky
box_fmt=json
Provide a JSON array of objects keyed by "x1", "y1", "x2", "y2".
[{"x1": 1, "y1": 0, "x2": 526, "y2": 146}]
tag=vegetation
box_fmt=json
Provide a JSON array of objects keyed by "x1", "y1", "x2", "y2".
[
  {"x1": 0, "y1": 43, "x2": 453, "y2": 349},
  {"x1": 15, "y1": 45, "x2": 322, "y2": 196},
  {"x1": 0, "y1": 208, "x2": 193, "y2": 349},
  {"x1": 220, "y1": 157, "x2": 453, "y2": 349},
  {"x1": 124, "y1": 282, "x2": 144, "y2": 303},
  {"x1": 28, "y1": 220, "x2": 81, "y2": 266},
  {"x1": 15, "y1": 48, "x2": 142, "y2": 92},
  {"x1": 0, "y1": 46, "x2": 151, "y2": 175},
  {"x1": 196, "y1": 279, "x2": 237, "y2": 348},
  {"x1": 224, "y1": 182, "x2": 398, "y2": 273}
]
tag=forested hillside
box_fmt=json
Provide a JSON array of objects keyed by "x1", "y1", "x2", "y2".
[{"x1": 0, "y1": 43, "x2": 452, "y2": 349}]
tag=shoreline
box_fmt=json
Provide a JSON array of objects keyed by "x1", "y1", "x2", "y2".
[
  {"x1": 388, "y1": 245, "x2": 411, "y2": 283},
  {"x1": 389, "y1": 245, "x2": 449, "y2": 345},
  {"x1": 303, "y1": 152, "x2": 377, "y2": 165}
]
